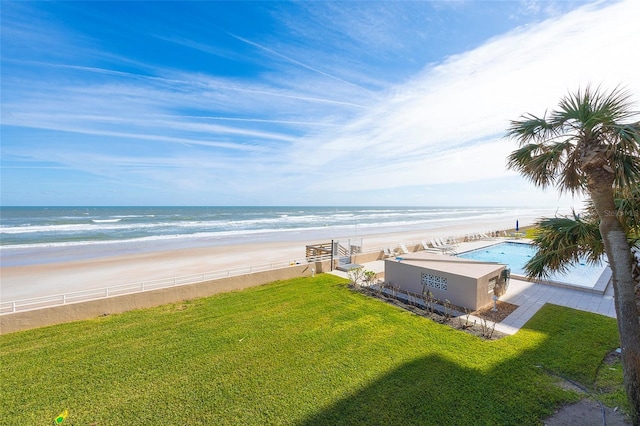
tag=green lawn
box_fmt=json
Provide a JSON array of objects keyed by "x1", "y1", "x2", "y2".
[{"x1": 0, "y1": 274, "x2": 622, "y2": 425}]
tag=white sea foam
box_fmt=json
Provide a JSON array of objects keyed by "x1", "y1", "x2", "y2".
[
  {"x1": 0, "y1": 206, "x2": 566, "y2": 254},
  {"x1": 0, "y1": 226, "x2": 333, "y2": 250}
]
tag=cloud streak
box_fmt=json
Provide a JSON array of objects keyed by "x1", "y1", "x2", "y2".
[
  {"x1": 227, "y1": 32, "x2": 372, "y2": 93},
  {"x1": 280, "y1": 0, "x2": 639, "y2": 194},
  {"x1": 1, "y1": 0, "x2": 637, "y2": 206}
]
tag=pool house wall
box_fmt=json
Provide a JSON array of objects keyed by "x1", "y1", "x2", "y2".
[{"x1": 384, "y1": 255, "x2": 505, "y2": 311}]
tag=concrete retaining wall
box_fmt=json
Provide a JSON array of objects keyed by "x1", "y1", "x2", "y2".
[
  {"x1": 354, "y1": 251, "x2": 385, "y2": 263},
  {"x1": 1, "y1": 262, "x2": 332, "y2": 335},
  {"x1": 353, "y1": 246, "x2": 422, "y2": 264}
]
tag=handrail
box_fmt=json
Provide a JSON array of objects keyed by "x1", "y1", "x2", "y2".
[{"x1": 0, "y1": 257, "x2": 320, "y2": 315}]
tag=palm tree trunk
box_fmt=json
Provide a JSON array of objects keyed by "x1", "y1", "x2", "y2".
[{"x1": 589, "y1": 179, "x2": 640, "y2": 424}]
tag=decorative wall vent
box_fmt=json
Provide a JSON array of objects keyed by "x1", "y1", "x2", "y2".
[{"x1": 422, "y1": 273, "x2": 447, "y2": 291}]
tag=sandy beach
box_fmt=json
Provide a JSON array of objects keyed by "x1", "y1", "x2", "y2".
[{"x1": 0, "y1": 213, "x2": 543, "y2": 304}]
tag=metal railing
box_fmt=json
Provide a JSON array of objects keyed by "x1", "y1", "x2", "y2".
[
  {"x1": 1, "y1": 257, "x2": 331, "y2": 315},
  {"x1": 1, "y1": 229, "x2": 508, "y2": 315}
]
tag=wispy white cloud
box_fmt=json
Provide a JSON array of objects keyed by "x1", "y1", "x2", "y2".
[
  {"x1": 227, "y1": 32, "x2": 371, "y2": 93},
  {"x1": 277, "y1": 0, "x2": 639, "y2": 199},
  {"x1": 1, "y1": 0, "x2": 636, "y2": 206}
]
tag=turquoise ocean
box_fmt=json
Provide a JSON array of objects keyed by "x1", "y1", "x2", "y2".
[{"x1": 1, "y1": 206, "x2": 545, "y2": 266}]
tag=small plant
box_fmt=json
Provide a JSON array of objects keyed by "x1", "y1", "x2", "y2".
[
  {"x1": 480, "y1": 318, "x2": 496, "y2": 339},
  {"x1": 404, "y1": 291, "x2": 411, "y2": 306},
  {"x1": 391, "y1": 283, "x2": 400, "y2": 299},
  {"x1": 347, "y1": 267, "x2": 364, "y2": 288},
  {"x1": 443, "y1": 299, "x2": 453, "y2": 322},
  {"x1": 423, "y1": 289, "x2": 435, "y2": 315},
  {"x1": 461, "y1": 308, "x2": 474, "y2": 330},
  {"x1": 363, "y1": 270, "x2": 376, "y2": 285},
  {"x1": 411, "y1": 291, "x2": 419, "y2": 307}
]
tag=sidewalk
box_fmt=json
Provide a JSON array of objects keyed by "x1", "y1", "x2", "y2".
[{"x1": 495, "y1": 277, "x2": 616, "y2": 334}]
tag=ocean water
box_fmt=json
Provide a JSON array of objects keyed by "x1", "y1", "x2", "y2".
[{"x1": 0, "y1": 206, "x2": 553, "y2": 266}]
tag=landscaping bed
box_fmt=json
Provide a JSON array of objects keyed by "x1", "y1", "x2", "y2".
[{"x1": 353, "y1": 283, "x2": 519, "y2": 339}]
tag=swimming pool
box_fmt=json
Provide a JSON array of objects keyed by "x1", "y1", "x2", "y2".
[{"x1": 457, "y1": 242, "x2": 608, "y2": 288}]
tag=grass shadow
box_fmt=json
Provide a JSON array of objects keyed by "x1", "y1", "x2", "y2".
[{"x1": 300, "y1": 304, "x2": 620, "y2": 426}]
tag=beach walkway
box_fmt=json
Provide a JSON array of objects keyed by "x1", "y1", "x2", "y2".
[{"x1": 329, "y1": 243, "x2": 616, "y2": 336}]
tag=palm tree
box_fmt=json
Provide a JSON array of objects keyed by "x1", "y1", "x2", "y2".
[{"x1": 506, "y1": 86, "x2": 640, "y2": 424}]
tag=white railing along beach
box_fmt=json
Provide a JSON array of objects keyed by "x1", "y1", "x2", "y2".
[{"x1": 0, "y1": 257, "x2": 332, "y2": 315}]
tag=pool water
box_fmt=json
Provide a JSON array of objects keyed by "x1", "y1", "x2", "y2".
[{"x1": 457, "y1": 242, "x2": 607, "y2": 288}]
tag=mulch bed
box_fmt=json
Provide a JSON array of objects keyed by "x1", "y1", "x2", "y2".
[
  {"x1": 355, "y1": 285, "x2": 520, "y2": 340},
  {"x1": 472, "y1": 301, "x2": 519, "y2": 323}
]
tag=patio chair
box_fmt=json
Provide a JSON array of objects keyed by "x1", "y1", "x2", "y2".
[
  {"x1": 384, "y1": 247, "x2": 399, "y2": 258},
  {"x1": 439, "y1": 237, "x2": 458, "y2": 249},
  {"x1": 421, "y1": 240, "x2": 442, "y2": 254},
  {"x1": 429, "y1": 239, "x2": 451, "y2": 253},
  {"x1": 431, "y1": 238, "x2": 457, "y2": 254}
]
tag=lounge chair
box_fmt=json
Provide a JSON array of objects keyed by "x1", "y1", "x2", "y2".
[
  {"x1": 439, "y1": 237, "x2": 458, "y2": 249},
  {"x1": 384, "y1": 247, "x2": 398, "y2": 258},
  {"x1": 421, "y1": 240, "x2": 442, "y2": 253},
  {"x1": 429, "y1": 239, "x2": 453, "y2": 254}
]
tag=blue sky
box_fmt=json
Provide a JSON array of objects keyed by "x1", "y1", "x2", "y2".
[{"x1": 1, "y1": 0, "x2": 638, "y2": 207}]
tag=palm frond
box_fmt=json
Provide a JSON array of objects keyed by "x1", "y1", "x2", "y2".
[
  {"x1": 506, "y1": 113, "x2": 556, "y2": 146},
  {"x1": 554, "y1": 85, "x2": 637, "y2": 135},
  {"x1": 508, "y1": 84, "x2": 640, "y2": 196},
  {"x1": 594, "y1": 84, "x2": 638, "y2": 123},
  {"x1": 525, "y1": 249, "x2": 573, "y2": 279},
  {"x1": 554, "y1": 87, "x2": 591, "y2": 129},
  {"x1": 612, "y1": 152, "x2": 640, "y2": 188},
  {"x1": 524, "y1": 213, "x2": 603, "y2": 280},
  {"x1": 506, "y1": 144, "x2": 556, "y2": 188},
  {"x1": 617, "y1": 122, "x2": 640, "y2": 147},
  {"x1": 525, "y1": 185, "x2": 640, "y2": 280},
  {"x1": 610, "y1": 122, "x2": 640, "y2": 187},
  {"x1": 558, "y1": 145, "x2": 584, "y2": 192},
  {"x1": 615, "y1": 184, "x2": 640, "y2": 236},
  {"x1": 506, "y1": 140, "x2": 585, "y2": 193}
]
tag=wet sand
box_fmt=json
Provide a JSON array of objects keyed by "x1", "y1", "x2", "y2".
[{"x1": 0, "y1": 215, "x2": 538, "y2": 303}]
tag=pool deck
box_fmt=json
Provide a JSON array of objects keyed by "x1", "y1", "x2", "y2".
[{"x1": 329, "y1": 238, "x2": 616, "y2": 335}]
